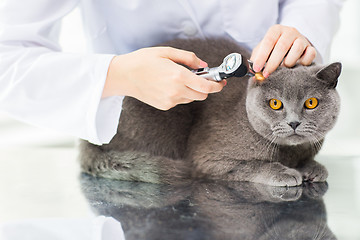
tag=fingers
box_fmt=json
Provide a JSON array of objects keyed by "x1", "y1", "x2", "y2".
[
  {"x1": 162, "y1": 87, "x2": 208, "y2": 109},
  {"x1": 175, "y1": 79, "x2": 226, "y2": 105},
  {"x1": 183, "y1": 72, "x2": 226, "y2": 94},
  {"x1": 159, "y1": 47, "x2": 225, "y2": 95},
  {"x1": 155, "y1": 50, "x2": 225, "y2": 110},
  {"x1": 154, "y1": 68, "x2": 226, "y2": 110},
  {"x1": 251, "y1": 25, "x2": 317, "y2": 78},
  {"x1": 164, "y1": 48, "x2": 226, "y2": 95},
  {"x1": 264, "y1": 31, "x2": 298, "y2": 75},
  {"x1": 111, "y1": 46, "x2": 227, "y2": 111},
  {"x1": 251, "y1": 25, "x2": 282, "y2": 73},
  {"x1": 299, "y1": 46, "x2": 317, "y2": 65},
  {"x1": 160, "y1": 47, "x2": 208, "y2": 69},
  {"x1": 283, "y1": 38, "x2": 307, "y2": 67},
  {"x1": 157, "y1": 79, "x2": 224, "y2": 110},
  {"x1": 181, "y1": 87, "x2": 208, "y2": 102}
]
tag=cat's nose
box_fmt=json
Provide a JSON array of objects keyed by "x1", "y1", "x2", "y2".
[{"x1": 288, "y1": 121, "x2": 301, "y2": 130}]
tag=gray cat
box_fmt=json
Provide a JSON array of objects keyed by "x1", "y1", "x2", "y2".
[{"x1": 79, "y1": 38, "x2": 341, "y2": 186}]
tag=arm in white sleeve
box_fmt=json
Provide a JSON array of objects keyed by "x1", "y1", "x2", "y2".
[
  {"x1": 0, "y1": 0, "x2": 122, "y2": 145},
  {"x1": 279, "y1": 0, "x2": 344, "y2": 62}
]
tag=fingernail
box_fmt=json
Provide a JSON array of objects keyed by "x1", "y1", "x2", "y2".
[
  {"x1": 253, "y1": 64, "x2": 261, "y2": 73},
  {"x1": 199, "y1": 60, "x2": 208, "y2": 68},
  {"x1": 223, "y1": 80, "x2": 227, "y2": 86},
  {"x1": 263, "y1": 71, "x2": 270, "y2": 78}
]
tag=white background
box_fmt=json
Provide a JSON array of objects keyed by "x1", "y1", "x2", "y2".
[{"x1": 0, "y1": 0, "x2": 359, "y2": 152}]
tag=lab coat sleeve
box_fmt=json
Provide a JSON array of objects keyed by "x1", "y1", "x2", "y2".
[
  {"x1": 0, "y1": 0, "x2": 122, "y2": 145},
  {"x1": 278, "y1": 0, "x2": 344, "y2": 62}
]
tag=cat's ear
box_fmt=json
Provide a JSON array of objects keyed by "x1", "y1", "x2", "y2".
[{"x1": 316, "y1": 62, "x2": 342, "y2": 88}]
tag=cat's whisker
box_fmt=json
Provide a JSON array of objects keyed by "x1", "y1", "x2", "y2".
[
  {"x1": 257, "y1": 140, "x2": 273, "y2": 160},
  {"x1": 256, "y1": 139, "x2": 270, "y2": 159},
  {"x1": 255, "y1": 132, "x2": 275, "y2": 158},
  {"x1": 266, "y1": 134, "x2": 279, "y2": 162},
  {"x1": 271, "y1": 136, "x2": 279, "y2": 160},
  {"x1": 307, "y1": 135, "x2": 317, "y2": 151},
  {"x1": 259, "y1": 131, "x2": 274, "y2": 142},
  {"x1": 309, "y1": 136, "x2": 320, "y2": 154},
  {"x1": 262, "y1": 136, "x2": 274, "y2": 159},
  {"x1": 312, "y1": 218, "x2": 326, "y2": 240},
  {"x1": 312, "y1": 132, "x2": 324, "y2": 143},
  {"x1": 271, "y1": 126, "x2": 283, "y2": 132},
  {"x1": 309, "y1": 134, "x2": 323, "y2": 153}
]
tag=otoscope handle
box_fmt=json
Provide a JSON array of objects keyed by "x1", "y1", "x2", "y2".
[{"x1": 192, "y1": 67, "x2": 223, "y2": 81}]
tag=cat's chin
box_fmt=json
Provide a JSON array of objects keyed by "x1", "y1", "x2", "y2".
[{"x1": 274, "y1": 134, "x2": 309, "y2": 146}]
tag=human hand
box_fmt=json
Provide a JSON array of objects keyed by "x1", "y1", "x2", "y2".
[
  {"x1": 103, "y1": 47, "x2": 226, "y2": 110},
  {"x1": 250, "y1": 24, "x2": 317, "y2": 78}
]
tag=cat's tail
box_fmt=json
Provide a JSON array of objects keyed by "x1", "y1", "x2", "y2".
[{"x1": 78, "y1": 141, "x2": 191, "y2": 185}]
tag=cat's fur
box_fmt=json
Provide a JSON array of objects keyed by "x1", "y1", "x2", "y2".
[{"x1": 79, "y1": 38, "x2": 341, "y2": 186}]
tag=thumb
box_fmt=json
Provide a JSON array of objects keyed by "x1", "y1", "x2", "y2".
[{"x1": 161, "y1": 47, "x2": 208, "y2": 69}]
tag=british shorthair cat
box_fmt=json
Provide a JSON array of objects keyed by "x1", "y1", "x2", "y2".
[{"x1": 79, "y1": 38, "x2": 341, "y2": 186}]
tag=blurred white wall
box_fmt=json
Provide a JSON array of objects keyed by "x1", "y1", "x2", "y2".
[
  {"x1": 0, "y1": 6, "x2": 85, "y2": 147},
  {"x1": 322, "y1": 0, "x2": 360, "y2": 156},
  {"x1": 0, "y1": 1, "x2": 359, "y2": 150}
]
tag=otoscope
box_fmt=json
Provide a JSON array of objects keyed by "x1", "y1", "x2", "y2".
[{"x1": 192, "y1": 53, "x2": 265, "y2": 81}]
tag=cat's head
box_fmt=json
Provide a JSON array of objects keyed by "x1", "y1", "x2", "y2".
[{"x1": 246, "y1": 62, "x2": 341, "y2": 146}]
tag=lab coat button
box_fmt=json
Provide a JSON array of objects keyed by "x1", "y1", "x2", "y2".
[{"x1": 182, "y1": 21, "x2": 198, "y2": 36}]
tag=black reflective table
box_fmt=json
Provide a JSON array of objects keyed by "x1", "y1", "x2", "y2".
[
  {"x1": 81, "y1": 174, "x2": 334, "y2": 240},
  {"x1": 0, "y1": 148, "x2": 359, "y2": 239}
]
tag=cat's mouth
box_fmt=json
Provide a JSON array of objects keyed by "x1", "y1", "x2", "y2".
[
  {"x1": 288, "y1": 132, "x2": 303, "y2": 138},
  {"x1": 270, "y1": 123, "x2": 317, "y2": 145},
  {"x1": 272, "y1": 128, "x2": 303, "y2": 137},
  {"x1": 274, "y1": 130, "x2": 315, "y2": 145},
  {"x1": 274, "y1": 130, "x2": 306, "y2": 142},
  {"x1": 271, "y1": 129, "x2": 307, "y2": 144},
  {"x1": 279, "y1": 131, "x2": 303, "y2": 139}
]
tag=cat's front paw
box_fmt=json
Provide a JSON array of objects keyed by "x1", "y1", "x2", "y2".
[
  {"x1": 298, "y1": 160, "x2": 328, "y2": 182},
  {"x1": 253, "y1": 184, "x2": 303, "y2": 202},
  {"x1": 303, "y1": 182, "x2": 328, "y2": 199},
  {"x1": 254, "y1": 163, "x2": 303, "y2": 187},
  {"x1": 268, "y1": 168, "x2": 303, "y2": 187}
]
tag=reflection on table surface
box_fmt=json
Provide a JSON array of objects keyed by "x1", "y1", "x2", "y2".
[
  {"x1": 81, "y1": 174, "x2": 335, "y2": 240},
  {"x1": 0, "y1": 148, "x2": 359, "y2": 239}
]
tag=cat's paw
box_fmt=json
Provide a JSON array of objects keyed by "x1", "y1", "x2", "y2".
[
  {"x1": 253, "y1": 184, "x2": 303, "y2": 202},
  {"x1": 298, "y1": 161, "x2": 328, "y2": 182},
  {"x1": 254, "y1": 163, "x2": 303, "y2": 187},
  {"x1": 268, "y1": 168, "x2": 303, "y2": 186},
  {"x1": 302, "y1": 182, "x2": 328, "y2": 199}
]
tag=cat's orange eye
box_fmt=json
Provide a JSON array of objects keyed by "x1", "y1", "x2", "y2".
[
  {"x1": 304, "y1": 97, "x2": 318, "y2": 109},
  {"x1": 269, "y1": 99, "x2": 283, "y2": 110}
]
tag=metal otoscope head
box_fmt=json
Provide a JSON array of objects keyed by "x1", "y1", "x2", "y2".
[
  {"x1": 193, "y1": 52, "x2": 265, "y2": 81},
  {"x1": 193, "y1": 53, "x2": 250, "y2": 81}
]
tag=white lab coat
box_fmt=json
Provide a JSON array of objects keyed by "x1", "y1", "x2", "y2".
[{"x1": 0, "y1": 0, "x2": 343, "y2": 145}]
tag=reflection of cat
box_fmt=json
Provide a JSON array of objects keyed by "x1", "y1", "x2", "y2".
[
  {"x1": 196, "y1": 182, "x2": 336, "y2": 240},
  {"x1": 80, "y1": 175, "x2": 337, "y2": 240},
  {"x1": 79, "y1": 38, "x2": 341, "y2": 186}
]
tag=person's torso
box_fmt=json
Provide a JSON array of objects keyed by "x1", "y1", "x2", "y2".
[{"x1": 79, "y1": 0, "x2": 280, "y2": 54}]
